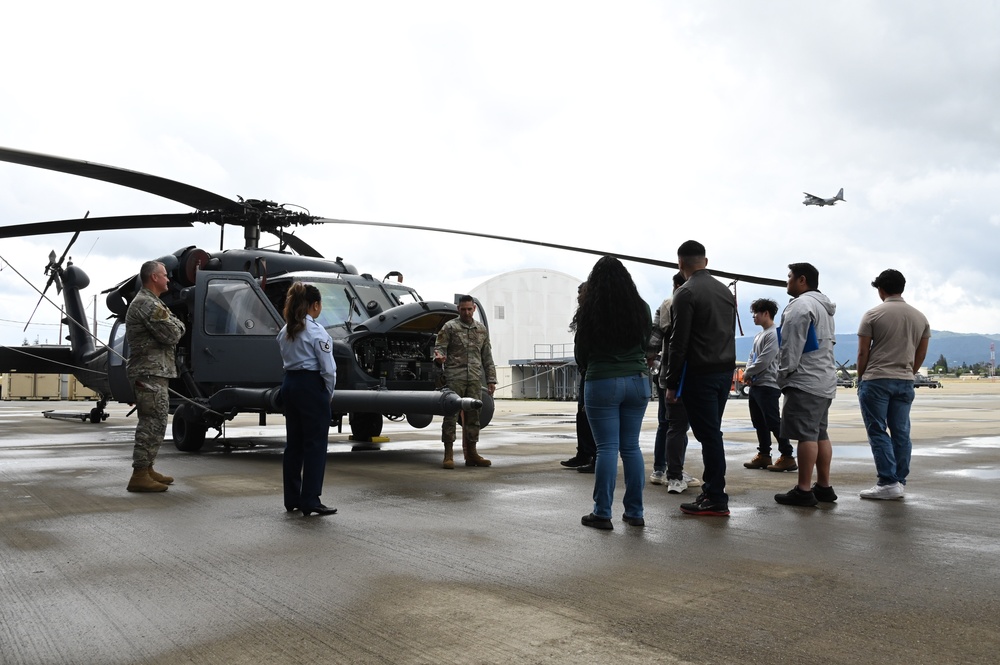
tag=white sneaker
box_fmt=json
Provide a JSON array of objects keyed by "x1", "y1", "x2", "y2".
[
  {"x1": 649, "y1": 470, "x2": 666, "y2": 485},
  {"x1": 682, "y1": 471, "x2": 702, "y2": 487},
  {"x1": 667, "y1": 478, "x2": 688, "y2": 494},
  {"x1": 859, "y1": 482, "x2": 904, "y2": 500}
]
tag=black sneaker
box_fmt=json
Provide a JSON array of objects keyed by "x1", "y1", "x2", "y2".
[
  {"x1": 560, "y1": 456, "x2": 590, "y2": 468},
  {"x1": 812, "y1": 483, "x2": 838, "y2": 502},
  {"x1": 774, "y1": 486, "x2": 818, "y2": 507},
  {"x1": 581, "y1": 513, "x2": 613, "y2": 530},
  {"x1": 679, "y1": 498, "x2": 730, "y2": 516},
  {"x1": 621, "y1": 513, "x2": 645, "y2": 527}
]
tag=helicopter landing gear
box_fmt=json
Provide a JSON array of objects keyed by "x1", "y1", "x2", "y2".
[
  {"x1": 172, "y1": 403, "x2": 208, "y2": 452},
  {"x1": 349, "y1": 411, "x2": 383, "y2": 442},
  {"x1": 90, "y1": 399, "x2": 109, "y2": 423}
]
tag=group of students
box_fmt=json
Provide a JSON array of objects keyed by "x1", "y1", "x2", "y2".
[
  {"x1": 130, "y1": 250, "x2": 924, "y2": 522},
  {"x1": 567, "y1": 241, "x2": 931, "y2": 529},
  {"x1": 274, "y1": 244, "x2": 929, "y2": 523}
]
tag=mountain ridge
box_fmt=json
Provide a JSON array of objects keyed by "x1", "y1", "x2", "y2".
[{"x1": 735, "y1": 330, "x2": 998, "y2": 368}]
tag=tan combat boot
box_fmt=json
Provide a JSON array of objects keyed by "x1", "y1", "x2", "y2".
[
  {"x1": 768, "y1": 455, "x2": 798, "y2": 472},
  {"x1": 148, "y1": 467, "x2": 174, "y2": 484},
  {"x1": 442, "y1": 442, "x2": 455, "y2": 470},
  {"x1": 464, "y1": 441, "x2": 492, "y2": 467},
  {"x1": 127, "y1": 467, "x2": 169, "y2": 492},
  {"x1": 743, "y1": 453, "x2": 772, "y2": 469}
]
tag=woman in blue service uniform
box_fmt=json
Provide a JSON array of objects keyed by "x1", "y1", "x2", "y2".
[{"x1": 277, "y1": 282, "x2": 338, "y2": 516}]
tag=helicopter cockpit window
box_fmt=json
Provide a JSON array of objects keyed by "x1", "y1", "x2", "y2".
[
  {"x1": 204, "y1": 279, "x2": 280, "y2": 336},
  {"x1": 311, "y1": 283, "x2": 360, "y2": 329},
  {"x1": 109, "y1": 320, "x2": 127, "y2": 367},
  {"x1": 351, "y1": 283, "x2": 394, "y2": 316},
  {"x1": 384, "y1": 284, "x2": 422, "y2": 306}
]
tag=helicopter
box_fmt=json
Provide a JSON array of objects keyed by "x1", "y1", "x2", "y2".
[{"x1": 0, "y1": 146, "x2": 786, "y2": 453}]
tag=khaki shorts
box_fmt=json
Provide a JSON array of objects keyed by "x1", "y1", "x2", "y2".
[{"x1": 780, "y1": 387, "x2": 832, "y2": 442}]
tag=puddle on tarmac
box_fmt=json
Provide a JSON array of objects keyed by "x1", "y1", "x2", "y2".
[
  {"x1": 833, "y1": 445, "x2": 874, "y2": 459},
  {"x1": 953, "y1": 436, "x2": 1000, "y2": 449},
  {"x1": 938, "y1": 467, "x2": 1000, "y2": 480}
]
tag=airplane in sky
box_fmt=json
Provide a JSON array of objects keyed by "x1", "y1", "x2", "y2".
[{"x1": 802, "y1": 188, "x2": 845, "y2": 206}]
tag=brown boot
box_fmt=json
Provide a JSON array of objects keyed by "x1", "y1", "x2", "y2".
[
  {"x1": 768, "y1": 455, "x2": 798, "y2": 472},
  {"x1": 148, "y1": 467, "x2": 174, "y2": 485},
  {"x1": 127, "y1": 467, "x2": 168, "y2": 492},
  {"x1": 464, "y1": 441, "x2": 492, "y2": 467},
  {"x1": 743, "y1": 453, "x2": 772, "y2": 469},
  {"x1": 442, "y1": 442, "x2": 455, "y2": 470}
]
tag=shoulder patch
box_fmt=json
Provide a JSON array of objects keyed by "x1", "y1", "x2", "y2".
[
  {"x1": 319, "y1": 339, "x2": 332, "y2": 353},
  {"x1": 151, "y1": 305, "x2": 171, "y2": 321}
]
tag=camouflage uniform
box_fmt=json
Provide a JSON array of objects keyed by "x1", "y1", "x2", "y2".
[
  {"x1": 126, "y1": 287, "x2": 185, "y2": 469},
  {"x1": 434, "y1": 318, "x2": 497, "y2": 446}
]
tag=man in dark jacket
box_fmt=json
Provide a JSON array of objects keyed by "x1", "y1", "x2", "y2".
[{"x1": 663, "y1": 240, "x2": 736, "y2": 516}]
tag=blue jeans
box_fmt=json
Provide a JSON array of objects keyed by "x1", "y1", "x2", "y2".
[
  {"x1": 585, "y1": 374, "x2": 650, "y2": 519},
  {"x1": 858, "y1": 379, "x2": 915, "y2": 485},
  {"x1": 680, "y1": 370, "x2": 731, "y2": 504}
]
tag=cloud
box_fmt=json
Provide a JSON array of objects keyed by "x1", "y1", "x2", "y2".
[{"x1": 3, "y1": 0, "x2": 1000, "y2": 351}]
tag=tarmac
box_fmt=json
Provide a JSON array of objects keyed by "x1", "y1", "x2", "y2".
[{"x1": 1, "y1": 380, "x2": 998, "y2": 664}]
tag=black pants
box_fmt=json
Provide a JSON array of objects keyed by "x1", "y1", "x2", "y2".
[
  {"x1": 575, "y1": 376, "x2": 597, "y2": 461},
  {"x1": 748, "y1": 385, "x2": 793, "y2": 457},
  {"x1": 281, "y1": 370, "x2": 331, "y2": 510},
  {"x1": 681, "y1": 370, "x2": 731, "y2": 504}
]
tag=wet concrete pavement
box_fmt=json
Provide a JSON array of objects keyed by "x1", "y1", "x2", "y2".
[{"x1": 2, "y1": 383, "x2": 999, "y2": 664}]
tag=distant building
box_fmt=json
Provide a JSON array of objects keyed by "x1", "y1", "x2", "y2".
[{"x1": 469, "y1": 269, "x2": 582, "y2": 400}]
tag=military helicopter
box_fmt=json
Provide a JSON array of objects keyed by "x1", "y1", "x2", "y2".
[{"x1": 0, "y1": 146, "x2": 785, "y2": 453}]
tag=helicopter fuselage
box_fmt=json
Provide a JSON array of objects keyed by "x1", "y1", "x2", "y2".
[{"x1": 17, "y1": 245, "x2": 488, "y2": 450}]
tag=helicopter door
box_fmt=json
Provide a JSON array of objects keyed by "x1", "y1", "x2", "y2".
[
  {"x1": 107, "y1": 319, "x2": 135, "y2": 402},
  {"x1": 192, "y1": 272, "x2": 284, "y2": 384}
]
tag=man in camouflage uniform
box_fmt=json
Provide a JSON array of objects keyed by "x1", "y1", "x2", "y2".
[
  {"x1": 433, "y1": 295, "x2": 497, "y2": 469},
  {"x1": 125, "y1": 260, "x2": 185, "y2": 492}
]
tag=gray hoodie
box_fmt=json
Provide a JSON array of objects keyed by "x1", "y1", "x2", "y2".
[
  {"x1": 744, "y1": 325, "x2": 780, "y2": 389},
  {"x1": 777, "y1": 290, "x2": 837, "y2": 399}
]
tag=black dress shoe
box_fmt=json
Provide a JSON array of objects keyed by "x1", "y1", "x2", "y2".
[
  {"x1": 622, "y1": 513, "x2": 645, "y2": 527},
  {"x1": 581, "y1": 513, "x2": 613, "y2": 530},
  {"x1": 285, "y1": 506, "x2": 299, "y2": 513},
  {"x1": 577, "y1": 461, "x2": 595, "y2": 474},
  {"x1": 302, "y1": 504, "x2": 338, "y2": 517},
  {"x1": 560, "y1": 456, "x2": 586, "y2": 468}
]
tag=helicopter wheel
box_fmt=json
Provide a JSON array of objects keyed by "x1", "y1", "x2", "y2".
[
  {"x1": 172, "y1": 404, "x2": 208, "y2": 452},
  {"x1": 349, "y1": 412, "x2": 383, "y2": 441},
  {"x1": 740, "y1": 384, "x2": 751, "y2": 398}
]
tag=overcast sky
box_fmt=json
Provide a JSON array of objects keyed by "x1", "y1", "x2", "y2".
[{"x1": 2, "y1": 1, "x2": 999, "y2": 349}]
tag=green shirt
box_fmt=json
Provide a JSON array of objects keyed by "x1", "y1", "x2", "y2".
[{"x1": 574, "y1": 304, "x2": 651, "y2": 381}]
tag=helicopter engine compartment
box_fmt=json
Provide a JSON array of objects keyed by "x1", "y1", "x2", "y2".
[{"x1": 353, "y1": 333, "x2": 440, "y2": 388}]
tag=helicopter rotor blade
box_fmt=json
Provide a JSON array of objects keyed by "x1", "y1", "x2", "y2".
[
  {"x1": 23, "y1": 229, "x2": 80, "y2": 331},
  {"x1": 56, "y1": 230, "x2": 81, "y2": 266},
  {"x1": 22, "y1": 288, "x2": 50, "y2": 332},
  {"x1": 0, "y1": 213, "x2": 196, "y2": 239},
  {"x1": 0, "y1": 146, "x2": 237, "y2": 211},
  {"x1": 270, "y1": 230, "x2": 323, "y2": 258},
  {"x1": 313, "y1": 218, "x2": 787, "y2": 287}
]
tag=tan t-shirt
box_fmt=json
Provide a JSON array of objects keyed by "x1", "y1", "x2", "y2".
[{"x1": 857, "y1": 296, "x2": 930, "y2": 381}]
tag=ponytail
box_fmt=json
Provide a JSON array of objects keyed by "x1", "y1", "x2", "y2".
[{"x1": 283, "y1": 282, "x2": 321, "y2": 340}]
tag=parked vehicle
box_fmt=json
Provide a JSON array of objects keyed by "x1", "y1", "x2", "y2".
[{"x1": 914, "y1": 374, "x2": 943, "y2": 388}]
